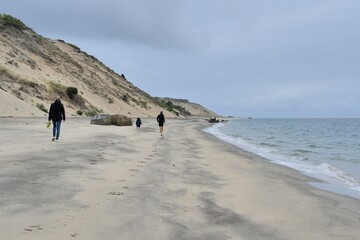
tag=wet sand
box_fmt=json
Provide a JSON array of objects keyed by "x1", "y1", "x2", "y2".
[{"x1": 0, "y1": 117, "x2": 359, "y2": 240}]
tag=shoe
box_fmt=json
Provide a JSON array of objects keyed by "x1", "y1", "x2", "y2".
[{"x1": 52, "y1": 137, "x2": 55, "y2": 141}]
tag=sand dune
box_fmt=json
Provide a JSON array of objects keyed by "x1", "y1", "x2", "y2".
[{"x1": 0, "y1": 90, "x2": 46, "y2": 117}]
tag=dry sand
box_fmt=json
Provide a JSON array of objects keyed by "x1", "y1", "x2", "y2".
[{"x1": 0, "y1": 117, "x2": 359, "y2": 240}]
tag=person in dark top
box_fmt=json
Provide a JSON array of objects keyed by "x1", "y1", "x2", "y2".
[
  {"x1": 48, "y1": 97, "x2": 66, "y2": 141},
  {"x1": 157, "y1": 111, "x2": 165, "y2": 136},
  {"x1": 136, "y1": 118, "x2": 142, "y2": 132}
]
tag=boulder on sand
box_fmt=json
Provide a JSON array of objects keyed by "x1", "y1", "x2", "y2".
[{"x1": 90, "y1": 114, "x2": 132, "y2": 126}]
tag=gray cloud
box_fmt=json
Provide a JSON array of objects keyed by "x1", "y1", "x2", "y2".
[{"x1": 1, "y1": 0, "x2": 360, "y2": 117}]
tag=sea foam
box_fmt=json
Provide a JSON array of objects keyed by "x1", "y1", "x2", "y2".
[{"x1": 204, "y1": 119, "x2": 360, "y2": 199}]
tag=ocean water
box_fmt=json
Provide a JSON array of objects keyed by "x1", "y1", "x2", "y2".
[{"x1": 204, "y1": 118, "x2": 360, "y2": 199}]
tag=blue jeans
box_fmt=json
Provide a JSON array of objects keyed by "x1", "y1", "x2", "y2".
[{"x1": 52, "y1": 120, "x2": 62, "y2": 140}]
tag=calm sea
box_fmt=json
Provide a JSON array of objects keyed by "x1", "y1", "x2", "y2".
[{"x1": 204, "y1": 118, "x2": 360, "y2": 199}]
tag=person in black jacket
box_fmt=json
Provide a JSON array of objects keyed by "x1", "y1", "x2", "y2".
[
  {"x1": 156, "y1": 111, "x2": 165, "y2": 136},
  {"x1": 48, "y1": 97, "x2": 66, "y2": 141},
  {"x1": 136, "y1": 118, "x2": 142, "y2": 132}
]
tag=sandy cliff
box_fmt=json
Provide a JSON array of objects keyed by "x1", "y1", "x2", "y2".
[{"x1": 0, "y1": 14, "x2": 216, "y2": 118}]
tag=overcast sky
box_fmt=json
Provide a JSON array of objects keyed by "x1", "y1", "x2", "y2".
[{"x1": 1, "y1": 0, "x2": 360, "y2": 117}]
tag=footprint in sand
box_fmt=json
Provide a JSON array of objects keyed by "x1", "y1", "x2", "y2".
[
  {"x1": 137, "y1": 165, "x2": 144, "y2": 168},
  {"x1": 24, "y1": 224, "x2": 42, "y2": 232},
  {"x1": 140, "y1": 161, "x2": 147, "y2": 164},
  {"x1": 108, "y1": 192, "x2": 124, "y2": 195},
  {"x1": 129, "y1": 169, "x2": 139, "y2": 172},
  {"x1": 90, "y1": 160, "x2": 98, "y2": 165}
]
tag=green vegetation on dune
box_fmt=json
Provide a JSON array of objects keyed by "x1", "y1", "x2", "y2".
[
  {"x1": 66, "y1": 87, "x2": 78, "y2": 100},
  {"x1": 47, "y1": 81, "x2": 86, "y2": 109},
  {"x1": 47, "y1": 81, "x2": 67, "y2": 97},
  {"x1": 36, "y1": 103, "x2": 48, "y2": 113},
  {"x1": 0, "y1": 14, "x2": 28, "y2": 30},
  {"x1": 158, "y1": 100, "x2": 191, "y2": 117},
  {"x1": 0, "y1": 64, "x2": 7, "y2": 73}
]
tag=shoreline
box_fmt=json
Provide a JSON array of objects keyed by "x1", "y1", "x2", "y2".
[
  {"x1": 203, "y1": 119, "x2": 360, "y2": 201},
  {"x1": 201, "y1": 123, "x2": 360, "y2": 201},
  {"x1": 206, "y1": 131, "x2": 360, "y2": 200},
  {"x1": 0, "y1": 117, "x2": 359, "y2": 239}
]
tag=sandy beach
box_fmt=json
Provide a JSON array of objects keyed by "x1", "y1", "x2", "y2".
[{"x1": 0, "y1": 117, "x2": 359, "y2": 240}]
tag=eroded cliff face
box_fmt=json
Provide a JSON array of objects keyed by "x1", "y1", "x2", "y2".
[{"x1": 0, "y1": 14, "x2": 217, "y2": 118}]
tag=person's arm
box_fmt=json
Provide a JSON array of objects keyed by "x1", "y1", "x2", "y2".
[
  {"x1": 48, "y1": 104, "x2": 53, "y2": 121},
  {"x1": 62, "y1": 105, "x2": 66, "y2": 121}
]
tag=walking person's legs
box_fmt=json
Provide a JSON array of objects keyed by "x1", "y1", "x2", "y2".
[
  {"x1": 52, "y1": 120, "x2": 57, "y2": 141},
  {"x1": 159, "y1": 125, "x2": 164, "y2": 136},
  {"x1": 55, "y1": 120, "x2": 62, "y2": 140}
]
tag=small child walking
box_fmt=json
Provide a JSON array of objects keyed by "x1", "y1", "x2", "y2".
[{"x1": 136, "y1": 118, "x2": 142, "y2": 132}]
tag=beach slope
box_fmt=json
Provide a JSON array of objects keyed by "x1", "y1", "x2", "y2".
[{"x1": 0, "y1": 117, "x2": 359, "y2": 240}]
